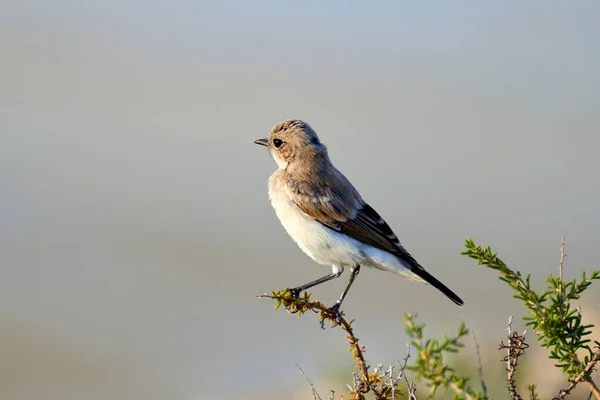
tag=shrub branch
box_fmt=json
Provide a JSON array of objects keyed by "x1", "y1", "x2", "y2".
[
  {"x1": 258, "y1": 289, "x2": 402, "y2": 399},
  {"x1": 499, "y1": 317, "x2": 529, "y2": 400},
  {"x1": 463, "y1": 238, "x2": 600, "y2": 399}
]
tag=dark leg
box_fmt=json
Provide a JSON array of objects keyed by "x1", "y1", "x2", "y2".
[
  {"x1": 326, "y1": 265, "x2": 361, "y2": 327},
  {"x1": 289, "y1": 269, "x2": 343, "y2": 298},
  {"x1": 331, "y1": 265, "x2": 360, "y2": 311}
]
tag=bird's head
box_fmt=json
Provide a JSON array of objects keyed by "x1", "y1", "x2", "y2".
[{"x1": 254, "y1": 119, "x2": 327, "y2": 170}]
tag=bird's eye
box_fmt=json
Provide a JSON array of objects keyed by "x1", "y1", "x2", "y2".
[{"x1": 273, "y1": 138, "x2": 283, "y2": 148}]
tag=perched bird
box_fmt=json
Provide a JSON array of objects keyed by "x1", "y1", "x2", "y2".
[{"x1": 255, "y1": 120, "x2": 463, "y2": 318}]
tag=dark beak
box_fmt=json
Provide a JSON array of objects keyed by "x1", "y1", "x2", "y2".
[{"x1": 254, "y1": 138, "x2": 268, "y2": 147}]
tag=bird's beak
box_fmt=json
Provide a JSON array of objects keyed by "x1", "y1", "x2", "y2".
[{"x1": 254, "y1": 138, "x2": 268, "y2": 147}]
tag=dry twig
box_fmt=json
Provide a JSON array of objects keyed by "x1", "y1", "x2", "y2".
[
  {"x1": 472, "y1": 330, "x2": 488, "y2": 396},
  {"x1": 398, "y1": 345, "x2": 416, "y2": 400},
  {"x1": 295, "y1": 362, "x2": 323, "y2": 400},
  {"x1": 499, "y1": 317, "x2": 528, "y2": 400}
]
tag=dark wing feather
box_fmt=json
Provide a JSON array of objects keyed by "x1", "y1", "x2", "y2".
[{"x1": 339, "y1": 205, "x2": 464, "y2": 306}]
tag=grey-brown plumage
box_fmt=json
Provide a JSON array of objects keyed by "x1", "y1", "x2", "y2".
[{"x1": 255, "y1": 119, "x2": 464, "y2": 312}]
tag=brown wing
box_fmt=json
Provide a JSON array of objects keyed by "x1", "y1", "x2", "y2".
[
  {"x1": 285, "y1": 177, "x2": 413, "y2": 261},
  {"x1": 284, "y1": 178, "x2": 353, "y2": 225}
]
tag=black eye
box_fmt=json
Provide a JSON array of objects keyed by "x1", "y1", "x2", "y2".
[{"x1": 273, "y1": 138, "x2": 283, "y2": 148}]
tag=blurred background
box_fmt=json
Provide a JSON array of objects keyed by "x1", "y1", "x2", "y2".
[{"x1": 1, "y1": 1, "x2": 599, "y2": 399}]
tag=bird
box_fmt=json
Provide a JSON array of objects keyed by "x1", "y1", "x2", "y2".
[{"x1": 254, "y1": 119, "x2": 463, "y2": 319}]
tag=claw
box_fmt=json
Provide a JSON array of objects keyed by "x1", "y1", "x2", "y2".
[
  {"x1": 285, "y1": 287, "x2": 303, "y2": 314},
  {"x1": 287, "y1": 307, "x2": 300, "y2": 315},
  {"x1": 329, "y1": 303, "x2": 344, "y2": 327},
  {"x1": 288, "y1": 287, "x2": 302, "y2": 299},
  {"x1": 320, "y1": 302, "x2": 344, "y2": 329}
]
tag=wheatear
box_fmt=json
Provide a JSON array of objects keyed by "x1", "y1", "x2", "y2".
[{"x1": 255, "y1": 120, "x2": 463, "y2": 317}]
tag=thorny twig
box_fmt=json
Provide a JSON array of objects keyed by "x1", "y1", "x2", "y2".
[
  {"x1": 295, "y1": 362, "x2": 322, "y2": 400},
  {"x1": 499, "y1": 317, "x2": 528, "y2": 400},
  {"x1": 559, "y1": 238, "x2": 566, "y2": 289},
  {"x1": 558, "y1": 238, "x2": 566, "y2": 320},
  {"x1": 472, "y1": 330, "x2": 488, "y2": 396},
  {"x1": 398, "y1": 345, "x2": 416, "y2": 400},
  {"x1": 587, "y1": 391, "x2": 595, "y2": 400}
]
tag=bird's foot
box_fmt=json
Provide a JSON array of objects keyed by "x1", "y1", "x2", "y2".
[
  {"x1": 320, "y1": 302, "x2": 344, "y2": 329},
  {"x1": 287, "y1": 287, "x2": 302, "y2": 299},
  {"x1": 285, "y1": 287, "x2": 303, "y2": 314}
]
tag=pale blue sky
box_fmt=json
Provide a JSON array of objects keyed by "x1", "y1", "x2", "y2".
[{"x1": 1, "y1": 2, "x2": 599, "y2": 399}]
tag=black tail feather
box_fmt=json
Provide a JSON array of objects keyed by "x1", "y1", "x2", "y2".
[{"x1": 412, "y1": 266, "x2": 464, "y2": 307}]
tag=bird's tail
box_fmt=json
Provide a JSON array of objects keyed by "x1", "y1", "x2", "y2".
[
  {"x1": 372, "y1": 246, "x2": 464, "y2": 306},
  {"x1": 410, "y1": 266, "x2": 464, "y2": 306}
]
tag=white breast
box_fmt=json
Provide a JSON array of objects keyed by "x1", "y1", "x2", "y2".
[{"x1": 268, "y1": 173, "x2": 363, "y2": 268}]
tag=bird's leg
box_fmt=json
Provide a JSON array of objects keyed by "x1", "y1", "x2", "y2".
[
  {"x1": 288, "y1": 270, "x2": 343, "y2": 300},
  {"x1": 332, "y1": 264, "x2": 360, "y2": 310},
  {"x1": 326, "y1": 265, "x2": 361, "y2": 327}
]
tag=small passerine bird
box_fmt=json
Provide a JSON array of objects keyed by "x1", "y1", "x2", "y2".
[{"x1": 255, "y1": 119, "x2": 463, "y2": 317}]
